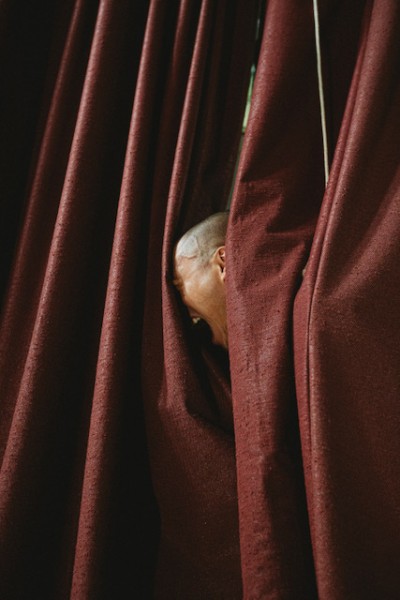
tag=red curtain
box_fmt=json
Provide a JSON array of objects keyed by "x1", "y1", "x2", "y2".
[
  {"x1": 228, "y1": 0, "x2": 400, "y2": 598},
  {"x1": 2, "y1": 0, "x2": 400, "y2": 598},
  {"x1": 227, "y1": 1, "x2": 327, "y2": 595},
  {"x1": 294, "y1": 1, "x2": 400, "y2": 597},
  {"x1": 0, "y1": 0, "x2": 258, "y2": 598}
]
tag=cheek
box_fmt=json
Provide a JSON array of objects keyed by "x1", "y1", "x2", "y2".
[
  {"x1": 182, "y1": 282, "x2": 206, "y2": 316},
  {"x1": 184, "y1": 270, "x2": 223, "y2": 319},
  {"x1": 198, "y1": 289, "x2": 224, "y2": 324}
]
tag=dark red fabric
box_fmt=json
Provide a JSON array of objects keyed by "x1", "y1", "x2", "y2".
[
  {"x1": 227, "y1": 0, "x2": 368, "y2": 598},
  {"x1": 227, "y1": 3, "x2": 324, "y2": 596},
  {"x1": 2, "y1": 0, "x2": 399, "y2": 598},
  {"x1": 0, "y1": 2, "x2": 154, "y2": 598},
  {"x1": 294, "y1": 1, "x2": 400, "y2": 597},
  {"x1": 0, "y1": 0, "x2": 257, "y2": 598},
  {"x1": 141, "y1": 1, "x2": 259, "y2": 596}
]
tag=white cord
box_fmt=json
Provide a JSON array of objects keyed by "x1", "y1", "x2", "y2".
[{"x1": 313, "y1": 0, "x2": 330, "y2": 186}]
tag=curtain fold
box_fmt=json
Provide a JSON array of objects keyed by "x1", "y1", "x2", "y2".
[
  {"x1": 226, "y1": 0, "x2": 367, "y2": 597},
  {"x1": 227, "y1": 2, "x2": 325, "y2": 596},
  {"x1": 294, "y1": 1, "x2": 400, "y2": 597},
  {"x1": 0, "y1": 2, "x2": 152, "y2": 597},
  {"x1": 0, "y1": 0, "x2": 258, "y2": 597},
  {"x1": 0, "y1": 0, "x2": 77, "y2": 301},
  {"x1": 141, "y1": 1, "x2": 259, "y2": 596},
  {"x1": 2, "y1": 0, "x2": 399, "y2": 598}
]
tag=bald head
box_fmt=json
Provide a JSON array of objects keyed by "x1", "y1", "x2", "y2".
[
  {"x1": 175, "y1": 211, "x2": 229, "y2": 266},
  {"x1": 173, "y1": 212, "x2": 229, "y2": 349}
]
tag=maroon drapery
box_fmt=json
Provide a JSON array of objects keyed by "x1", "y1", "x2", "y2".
[
  {"x1": 228, "y1": 0, "x2": 400, "y2": 598},
  {"x1": 140, "y1": 1, "x2": 259, "y2": 595},
  {"x1": 0, "y1": 0, "x2": 258, "y2": 598},
  {"x1": 227, "y1": 1, "x2": 327, "y2": 595},
  {"x1": 294, "y1": 1, "x2": 400, "y2": 597},
  {"x1": 2, "y1": 0, "x2": 400, "y2": 598}
]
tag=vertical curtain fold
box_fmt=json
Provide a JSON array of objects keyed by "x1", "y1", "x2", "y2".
[
  {"x1": 70, "y1": 0, "x2": 171, "y2": 595},
  {"x1": 141, "y1": 1, "x2": 259, "y2": 596},
  {"x1": 0, "y1": 1, "x2": 152, "y2": 597},
  {"x1": 0, "y1": 0, "x2": 98, "y2": 458},
  {"x1": 226, "y1": 0, "x2": 368, "y2": 597},
  {"x1": 0, "y1": 0, "x2": 77, "y2": 300},
  {"x1": 1, "y1": 0, "x2": 258, "y2": 597},
  {"x1": 227, "y1": 2, "x2": 324, "y2": 596},
  {"x1": 2, "y1": 0, "x2": 398, "y2": 597},
  {"x1": 294, "y1": 1, "x2": 400, "y2": 597}
]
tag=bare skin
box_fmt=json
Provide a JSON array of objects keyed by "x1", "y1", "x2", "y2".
[
  {"x1": 173, "y1": 211, "x2": 306, "y2": 349},
  {"x1": 173, "y1": 213, "x2": 229, "y2": 349}
]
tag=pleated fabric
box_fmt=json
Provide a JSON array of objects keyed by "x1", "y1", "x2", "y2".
[
  {"x1": 0, "y1": 0, "x2": 258, "y2": 597},
  {"x1": 227, "y1": 0, "x2": 368, "y2": 598},
  {"x1": 2, "y1": 0, "x2": 400, "y2": 598},
  {"x1": 294, "y1": 1, "x2": 400, "y2": 598},
  {"x1": 141, "y1": 1, "x2": 258, "y2": 596}
]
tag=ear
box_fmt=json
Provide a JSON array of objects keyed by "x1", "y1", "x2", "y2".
[{"x1": 215, "y1": 246, "x2": 226, "y2": 281}]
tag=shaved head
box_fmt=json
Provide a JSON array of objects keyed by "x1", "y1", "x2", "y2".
[
  {"x1": 173, "y1": 211, "x2": 229, "y2": 349},
  {"x1": 175, "y1": 211, "x2": 229, "y2": 267}
]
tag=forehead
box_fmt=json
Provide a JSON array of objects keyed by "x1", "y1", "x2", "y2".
[{"x1": 173, "y1": 254, "x2": 199, "y2": 285}]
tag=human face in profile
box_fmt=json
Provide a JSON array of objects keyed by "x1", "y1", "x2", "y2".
[{"x1": 173, "y1": 247, "x2": 228, "y2": 349}]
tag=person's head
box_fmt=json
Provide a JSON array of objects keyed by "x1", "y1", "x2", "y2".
[{"x1": 173, "y1": 211, "x2": 229, "y2": 349}]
